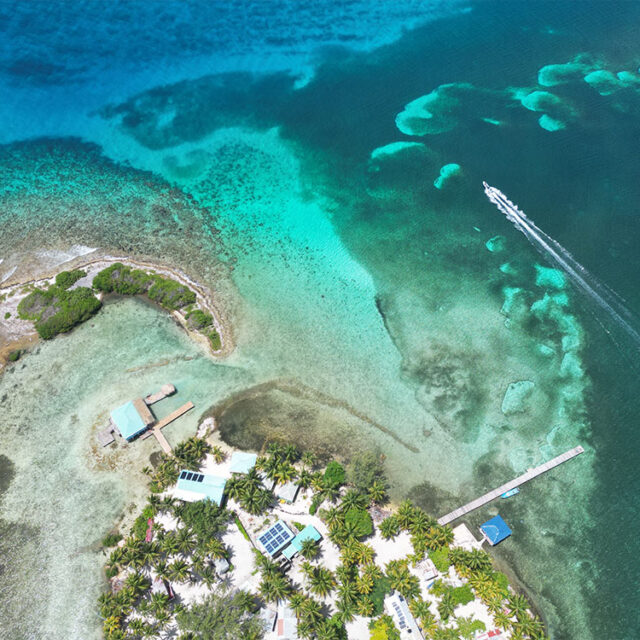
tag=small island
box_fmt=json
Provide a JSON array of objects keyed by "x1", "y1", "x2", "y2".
[
  {"x1": 98, "y1": 422, "x2": 547, "y2": 640},
  {"x1": 0, "y1": 257, "x2": 228, "y2": 368}
]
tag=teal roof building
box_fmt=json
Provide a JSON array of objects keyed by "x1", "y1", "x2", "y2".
[
  {"x1": 230, "y1": 451, "x2": 258, "y2": 474},
  {"x1": 175, "y1": 470, "x2": 227, "y2": 506},
  {"x1": 110, "y1": 399, "x2": 154, "y2": 441},
  {"x1": 282, "y1": 525, "x2": 322, "y2": 560}
]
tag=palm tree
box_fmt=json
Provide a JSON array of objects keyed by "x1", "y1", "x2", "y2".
[
  {"x1": 310, "y1": 568, "x2": 336, "y2": 598},
  {"x1": 204, "y1": 537, "x2": 227, "y2": 559},
  {"x1": 493, "y1": 610, "x2": 512, "y2": 631},
  {"x1": 141, "y1": 542, "x2": 160, "y2": 566},
  {"x1": 337, "y1": 580, "x2": 358, "y2": 605},
  {"x1": 355, "y1": 597, "x2": 374, "y2": 617},
  {"x1": 322, "y1": 507, "x2": 343, "y2": 528},
  {"x1": 508, "y1": 593, "x2": 530, "y2": 620},
  {"x1": 124, "y1": 571, "x2": 150, "y2": 598},
  {"x1": 409, "y1": 598, "x2": 432, "y2": 623},
  {"x1": 438, "y1": 592, "x2": 456, "y2": 622},
  {"x1": 368, "y1": 480, "x2": 387, "y2": 504},
  {"x1": 301, "y1": 451, "x2": 316, "y2": 469},
  {"x1": 273, "y1": 462, "x2": 296, "y2": 485},
  {"x1": 467, "y1": 549, "x2": 492, "y2": 572},
  {"x1": 168, "y1": 559, "x2": 190, "y2": 583},
  {"x1": 314, "y1": 619, "x2": 341, "y2": 640},
  {"x1": 361, "y1": 564, "x2": 383, "y2": 583},
  {"x1": 297, "y1": 469, "x2": 313, "y2": 490},
  {"x1": 200, "y1": 566, "x2": 216, "y2": 588},
  {"x1": 147, "y1": 494, "x2": 161, "y2": 515},
  {"x1": 300, "y1": 597, "x2": 323, "y2": 626},
  {"x1": 260, "y1": 573, "x2": 291, "y2": 603},
  {"x1": 396, "y1": 500, "x2": 416, "y2": 529},
  {"x1": 211, "y1": 446, "x2": 226, "y2": 463},
  {"x1": 299, "y1": 538, "x2": 320, "y2": 560},
  {"x1": 336, "y1": 597, "x2": 356, "y2": 624},
  {"x1": 379, "y1": 516, "x2": 400, "y2": 540},
  {"x1": 161, "y1": 532, "x2": 179, "y2": 557},
  {"x1": 289, "y1": 592, "x2": 307, "y2": 616},
  {"x1": 408, "y1": 509, "x2": 431, "y2": 535},
  {"x1": 341, "y1": 490, "x2": 367, "y2": 511},
  {"x1": 149, "y1": 591, "x2": 169, "y2": 615},
  {"x1": 355, "y1": 543, "x2": 375, "y2": 565},
  {"x1": 176, "y1": 527, "x2": 196, "y2": 556},
  {"x1": 282, "y1": 444, "x2": 299, "y2": 463}
]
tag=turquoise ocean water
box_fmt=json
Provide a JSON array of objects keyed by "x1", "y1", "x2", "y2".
[{"x1": 1, "y1": 2, "x2": 640, "y2": 638}]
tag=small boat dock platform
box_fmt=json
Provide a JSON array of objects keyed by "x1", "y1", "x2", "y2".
[
  {"x1": 140, "y1": 401, "x2": 194, "y2": 454},
  {"x1": 144, "y1": 384, "x2": 176, "y2": 406},
  {"x1": 438, "y1": 445, "x2": 585, "y2": 526}
]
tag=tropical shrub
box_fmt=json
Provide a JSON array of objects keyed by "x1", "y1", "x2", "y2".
[
  {"x1": 344, "y1": 507, "x2": 373, "y2": 539},
  {"x1": 323, "y1": 461, "x2": 346, "y2": 488},
  {"x1": 429, "y1": 548, "x2": 451, "y2": 573},
  {"x1": 18, "y1": 285, "x2": 102, "y2": 339},
  {"x1": 55, "y1": 269, "x2": 86, "y2": 289},
  {"x1": 369, "y1": 614, "x2": 400, "y2": 640},
  {"x1": 186, "y1": 308, "x2": 213, "y2": 330},
  {"x1": 148, "y1": 276, "x2": 196, "y2": 309},
  {"x1": 347, "y1": 450, "x2": 388, "y2": 494},
  {"x1": 93, "y1": 263, "x2": 152, "y2": 295},
  {"x1": 102, "y1": 532, "x2": 123, "y2": 547}
]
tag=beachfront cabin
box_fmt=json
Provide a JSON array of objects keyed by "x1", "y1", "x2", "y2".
[
  {"x1": 274, "y1": 480, "x2": 300, "y2": 504},
  {"x1": 110, "y1": 398, "x2": 155, "y2": 441},
  {"x1": 281, "y1": 524, "x2": 322, "y2": 562},
  {"x1": 260, "y1": 607, "x2": 277, "y2": 634},
  {"x1": 385, "y1": 592, "x2": 424, "y2": 639},
  {"x1": 275, "y1": 602, "x2": 298, "y2": 639},
  {"x1": 175, "y1": 470, "x2": 227, "y2": 506},
  {"x1": 213, "y1": 557, "x2": 230, "y2": 575},
  {"x1": 480, "y1": 514, "x2": 512, "y2": 546},
  {"x1": 257, "y1": 520, "x2": 295, "y2": 558},
  {"x1": 230, "y1": 451, "x2": 258, "y2": 474}
]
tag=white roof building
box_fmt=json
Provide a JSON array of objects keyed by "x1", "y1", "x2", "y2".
[
  {"x1": 275, "y1": 602, "x2": 298, "y2": 639},
  {"x1": 385, "y1": 592, "x2": 424, "y2": 639}
]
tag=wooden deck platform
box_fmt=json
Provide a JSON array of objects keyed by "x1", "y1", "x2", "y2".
[
  {"x1": 148, "y1": 401, "x2": 195, "y2": 454},
  {"x1": 144, "y1": 384, "x2": 176, "y2": 406},
  {"x1": 437, "y1": 445, "x2": 585, "y2": 526}
]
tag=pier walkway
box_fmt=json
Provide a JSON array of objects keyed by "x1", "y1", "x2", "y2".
[
  {"x1": 437, "y1": 445, "x2": 585, "y2": 526},
  {"x1": 142, "y1": 401, "x2": 194, "y2": 454}
]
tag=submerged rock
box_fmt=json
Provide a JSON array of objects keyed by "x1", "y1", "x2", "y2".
[
  {"x1": 369, "y1": 141, "x2": 427, "y2": 161},
  {"x1": 501, "y1": 380, "x2": 535, "y2": 415},
  {"x1": 535, "y1": 264, "x2": 566, "y2": 289},
  {"x1": 485, "y1": 235, "x2": 506, "y2": 253},
  {"x1": 584, "y1": 69, "x2": 624, "y2": 96},
  {"x1": 560, "y1": 352, "x2": 584, "y2": 379},
  {"x1": 433, "y1": 163, "x2": 462, "y2": 189}
]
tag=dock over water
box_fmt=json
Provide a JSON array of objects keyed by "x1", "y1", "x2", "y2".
[
  {"x1": 438, "y1": 445, "x2": 585, "y2": 526},
  {"x1": 142, "y1": 401, "x2": 194, "y2": 454}
]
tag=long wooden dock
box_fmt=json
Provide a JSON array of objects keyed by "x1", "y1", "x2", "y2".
[
  {"x1": 437, "y1": 445, "x2": 585, "y2": 526},
  {"x1": 142, "y1": 401, "x2": 194, "y2": 454}
]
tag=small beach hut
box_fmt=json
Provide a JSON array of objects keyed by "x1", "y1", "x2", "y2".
[
  {"x1": 110, "y1": 398, "x2": 154, "y2": 441},
  {"x1": 276, "y1": 602, "x2": 298, "y2": 639},
  {"x1": 213, "y1": 557, "x2": 230, "y2": 575},
  {"x1": 385, "y1": 592, "x2": 424, "y2": 638},
  {"x1": 230, "y1": 451, "x2": 258, "y2": 474},
  {"x1": 480, "y1": 514, "x2": 512, "y2": 546},
  {"x1": 175, "y1": 470, "x2": 227, "y2": 506},
  {"x1": 257, "y1": 520, "x2": 295, "y2": 558},
  {"x1": 274, "y1": 480, "x2": 300, "y2": 504}
]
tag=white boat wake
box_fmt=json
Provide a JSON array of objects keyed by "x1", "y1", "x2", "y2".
[{"x1": 483, "y1": 181, "x2": 640, "y2": 353}]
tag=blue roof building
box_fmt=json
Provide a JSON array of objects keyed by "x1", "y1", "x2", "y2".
[
  {"x1": 175, "y1": 470, "x2": 227, "y2": 506},
  {"x1": 110, "y1": 398, "x2": 154, "y2": 441},
  {"x1": 480, "y1": 515, "x2": 512, "y2": 546},
  {"x1": 230, "y1": 451, "x2": 258, "y2": 474},
  {"x1": 282, "y1": 525, "x2": 322, "y2": 561},
  {"x1": 257, "y1": 521, "x2": 295, "y2": 558}
]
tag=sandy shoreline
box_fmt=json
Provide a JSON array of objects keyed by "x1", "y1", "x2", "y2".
[{"x1": 0, "y1": 250, "x2": 233, "y2": 369}]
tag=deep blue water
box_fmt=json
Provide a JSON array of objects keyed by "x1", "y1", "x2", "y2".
[{"x1": 1, "y1": 2, "x2": 640, "y2": 638}]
